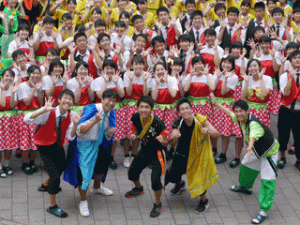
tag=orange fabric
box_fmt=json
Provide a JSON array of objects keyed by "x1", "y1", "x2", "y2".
[{"x1": 157, "y1": 150, "x2": 165, "y2": 177}]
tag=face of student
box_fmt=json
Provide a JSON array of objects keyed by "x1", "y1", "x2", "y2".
[
  {"x1": 171, "y1": 64, "x2": 182, "y2": 74},
  {"x1": 254, "y1": 8, "x2": 265, "y2": 20},
  {"x1": 134, "y1": 19, "x2": 144, "y2": 31},
  {"x1": 158, "y1": 11, "x2": 169, "y2": 25},
  {"x1": 178, "y1": 102, "x2": 193, "y2": 120},
  {"x1": 115, "y1": 25, "x2": 125, "y2": 36},
  {"x1": 267, "y1": 2, "x2": 276, "y2": 12},
  {"x1": 67, "y1": 1, "x2": 77, "y2": 12},
  {"x1": 99, "y1": 36, "x2": 111, "y2": 50},
  {"x1": 102, "y1": 97, "x2": 117, "y2": 113},
  {"x1": 29, "y1": 69, "x2": 42, "y2": 84},
  {"x1": 192, "y1": 15, "x2": 203, "y2": 29},
  {"x1": 233, "y1": 107, "x2": 248, "y2": 123},
  {"x1": 16, "y1": 54, "x2": 27, "y2": 67},
  {"x1": 254, "y1": 30, "x2": 264, "y2": 41},
  {"x1": 58, "y1": 94, "x2": 74, "y2": 111},
  {"x1": 103, "y1": 66, "x2": 115, "y2": 77},
  {"x1": 217, "y1": 0, "x2": 226, "y2": 4},
  {"x1": 43, "y1": 23, "x2": 54, "y2": 33},
  {"x1": 154, "y1": 42, "x2": 165, "y2": 55},
  {"x1": 179, "y1": 40, "x2": 190, "y2": 51},
  {"x1": 165, "y1": 0, "x2": 174, "y2": 5},
  {"x1": 94, "y1": 0, "x2": 102, "y2": 7},
  {"x1": 133, "y1": 62, "x2": 144, "y2": 76},
  {"x1": 135, "y1": 36, "x2": 147, "y2": 50},
  {"x1": 76, "y1": 65, "x2": 88, "y2": 79},
  {"x1": 291, "y1": 55, "x2": 300, "y2": 68},
  {"x1": 205, "y1": 34, "x2": 216, "y2": 46},
  {"x1": 51, "y1": 65, "x2": 64, "y2": 77},
  {"x1": 193, "y1": 61, "x2": 205, "y2": 74},
  {"x1": 138, "y1": 3, "x2": 147, "y2": 11},
  {"x1": 154, "y1": 64, "x2": 166, "y2": 78},
  {"x1": 92, "y1": 12, "x2": 102, "y2": 22},
  {"x1": 227, "y1": 12, "x2": 238, "y2": 26},
  {"x1": 287, "y1": 48, "x2": 298, "y2": 56},
  {"x1": 95, "y1": 25, "x2": 106, "y2": 34},
  {"x1": 120, "y1": 15, "x2": 130, "y2": 26},
  {"x1": 273, "y1": 12, "x2": 283, "y2": 24},
  {"x1": 76, "y1": 36, "x2": 88, "y2": 51},
  {"x1": 8, "y1": 0, "x2": 17, "y2": 8},
  {"x1": 231, "y1": 48, "x2": 241, "y2": 59},
  {"x1": 2, "y1": 72, "x2": 14, "y2": 86},
  {"x1": 294, "y1": 12, "x2": 300, "y2": 22},
  {"x1": 46, "y1": 53, "x2": 58, "y2": 62},
  {"x1": 186, "y1": 3, "x2": 195, "y2": 15},
  {"x1": 118, "y1": 0, "x2": 127, "y2": 9},
  {"x1": 260, "y1": 41, "x2": 270, "y2": 53},
  {"x1": 62, "y1": 18, "x2": 72, "y2": 29},
  {"x1": 278, "y1": 0, "x2": 286, "y2": 5},
  {"x1": 221, "y1": 60, "x2": 233, "y2": 72},
  {"x1": 216, "y1": 8, "x2": 226, "y2": 18},
  {"x1": 18, "y1": 29, "x2": 29, "y2": 40},
  {"x1": 248, "y1": 61, "x2": 260, "y2": 76},
  {"x1": 241, "y1": 5, "x2": 250, "y2": 15},
  {"x1": 137, "y1": 102, "x2": 153, "y2": 120}
]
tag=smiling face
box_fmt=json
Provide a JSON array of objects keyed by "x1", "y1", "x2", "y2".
[
  {"x1": 133, "y1": 62, "x2": 144, "y2": 76},
  {"x1": 62, "y1": 18, "x2": 72, "y2": 29},
  {"x1": 51, "y1": 65, "x2": 64, "y2": 77},
  {"x1": 18, "y1": 29, "x2": 29, "y2": 40},
  {"x1": 95, "y1": 25, "x2": 106, "y2": 34},
  {"x1": 1, "y1": 71, "x2": 14, "y2": 86},
  {"x1": 205, "y1": 34, "x2": 216, "y2": 46},
  {"x1": 154, "y1": 64, "x2": 166, "y2": 78},
  {"x1": 46, "y1": 52, "x2": 58, "y2": 63},
  {"x1": 58, "y1": 93, "x2": 74, "y2": 111},
  {"x1": 216, "y1": 8, "x2": 226, "y2": 18},
  {"x1": 227, "y1": 12, "x2": 238, "y2": 26},
  {"x1": 134, "y1": 18, "x2": 144, "y2": 32},
  {"x1": 120, "y1": 15, "x2": 130, "y2": 26},
  {"x1": 137, "y1": 101, "x2": 152, "y2": 120},
  {"x1": 178, "y1": 102, "x2": 193, "y2": 120},
  {"x1": 29, "y1": 69, "x2": 42, "y2": 84},
  {"x1": 99, "y1": 36, "x2": 111, "y2": 50},
  {"x1": 92, "y1": 11, "x2": 102, "y2": 22},
  {"x1": 171, "y1": 64, "x2": 182, "y2": 74},
  {"x1": 135, "y1": 36, "x2": 147, "y2": 50},
  {"x1": 103, "y1": 65, "x2": 116, "y2": 78},
  {"x1": 154, "y1": 41, "x2": 165, "y2": 55},
  {"x1": 115, "y1": 25, "x2": 125, "y2": 36},
  {"x1": 254, "y1": 30, "x2": 264, "y2": 41},
  {"x1": 67, "y1": 1, "x2": 76, "y2": 12},
  {"x1": 267, "y1": 1, "x2": 276, "y2": 12},
  {"x1": 102, "y1": 97, "x2": 117, "y2": 113},
  {"x1": 76, "y1": 36, "x2": 88, "y2": 51},
  {"x1": 221, "y1": 59, "x2": 233, "y2": 72},
  {"x1": 15, "y1": 54, "x2": 27, "y2": 67},
  {"x1": 231, "y1": 47, "x2": 241, "y2": 59},
  {"x1": 273, "y1": 12, "x2": 283, "y2": 24},
  {"x1": 138, "y1": 2, "x2": 147, "y2": 11},
  {"x1": 186, "y1": 3, "x2": 195, "y2": 15},
  {"x1": 241, "y1": 5, "x2": 250, "y2": 15},
  {"x1": 290, "y1": 54, "x2": 300, "y2": 69},
  {"x1": 260, "y1": 41, "x2": 270, "y2": 53},
  {"x1": 233, "y1": 107, "x2": 248, "y2": 123},
  {"x1": 248, "y1": 60, "x2": 260, "y2": 76},
  {"x1": 179, "y1": 40, "x2": 190, "y2": 51},
  {"x1": 192, "y1": 15, "x2": 203, "y2": 29},
  {"x1": 158, "y1": 11, "x2": 169, "y2": 25},
  {"x1": 254, "y1": 8, "x2": 265, "y2": 21},
  {"x1": 76, "y1": 65, "x2": 88, "y2": 80},
  {"x1": 43, "y1": 22, "x2": 54, "y2": 33},
  {"x1": 94, "y1": 0, "x2": 102, "y2": 7},
  {"x1": 193, "y1": 61, "x2": 205, "y2": 75}
]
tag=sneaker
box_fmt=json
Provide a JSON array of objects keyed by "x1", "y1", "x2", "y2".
[
  {"x1": 0, "y1": 169, "x2": 7, "y2": 178},
  {"x1": 109, "y1": 160, "x2": 118, "y2": 170},
  {"x1": 277, "y1": 158, "x2": 287, "y2": 169},
  {"x1": 21, "y1": 163, "x2": 32, "y2": 175},
  {"x1": 212, "y1": 148, "x2": 217, "y2": 157},
  {"x1": 229, "y1": 158, "x2": 240, "y2": 168},
  {"x1": 79, "y1": 201, "x2": 90, "y2": 217},
  {"x1": 288, "y1": 146, "x2": 295, "y2": 155},
  {"x1": 251, "y1": 213, "x2": 266, "y2": 224},
  {"x1": 125, "y1": 186, "x2": 144, "y2": 198},
  {"x1": 150, "y1": 203, "x2": 162, "y2": 218},
  {"x1": 195, "y1": 199, "x2": 209, "y2": 214},
  {"x1": 294, "y1": 162, "x2": 300, "y2": 172},
  {"x1": 170, "y1": 181, "x2": 185, "y2": 195},
  {"x1": 47, "y1": 206, "x2": 68, "y2": 218},
  {"x1": 230, "y1": 185, "x2": 252, "y2": 195},
  {"x1": 215, "y1": 155, "x2": 227, "y2": 164},
  {"x1": 123, "y1": 156, "x2": 131, "y2": 168},
  {"x1": 3, "y1": 167, "x2": 13, "y2": 175},
  {"x1": 93, "y1": 185, "x2": 113, "y2": 196},
  {"x1": 30, "y1": 163, "x2": 38, "y2": 173}
]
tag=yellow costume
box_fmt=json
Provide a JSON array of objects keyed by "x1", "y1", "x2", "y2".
[
  {"x1": 147, "y1": 0, "x2": 166, "y2": 14},
  {"x1": 55, "y1": 9, "x2": 82, "y2": 28},
  {"x1": 59, "y1": 28, "x2": 75, "y2": 58},
  {"x1": 276, "y1": 3, "x2": 293, "y2": 16}
]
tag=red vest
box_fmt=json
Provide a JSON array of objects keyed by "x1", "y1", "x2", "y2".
[
  {"x1": 166, "y1": 25, "x2": 178, "y2": 48},
  {"x1": 281, "y1": 73, "x2": 300, "y2": 106},
  {"x1": 232, "y1": 30, "x2": 242, "y2": 43},
  {"x1": 34, "y1": 109, "x2": 71, "y2": 147}
]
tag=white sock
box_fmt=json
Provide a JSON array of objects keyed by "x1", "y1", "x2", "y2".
[
  {"x1": 3, "y1": 159, "x2": 9, "y2": 167},
  {"x1": 80, "y1": 200, "x2": 88, "y2": 205},
  {"x1": 0, "y1": 163, "x2": 2, "y2": 170},
  {"x1": 260, "y1": 211, "x2": 267, "y2": 217}
]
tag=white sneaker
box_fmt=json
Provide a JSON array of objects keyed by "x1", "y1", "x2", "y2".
[
  {"x1": 79, "y1": 201, "x2": 90, "y2": 217},
  {"x1": 123, "y1": 157, "x2": 131, "y2": 168},
  {"x1": 93, "y1": 185, "x2": 114, "y2": 196}
]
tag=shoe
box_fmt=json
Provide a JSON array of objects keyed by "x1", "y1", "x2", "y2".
[
  {"x1": 150, "y1": 203, "x2": 162, "y2": 218},
  {"x1": 288, "y1": 146, "x2": 295, "y2": 155},
  {"x1": 30, "y1": 163, "x2": 38, "y2": 173},
  {"x1": 170, "y1": 181, "x2": 185, "y2": 195},
  {"x1": 79, "y1": 201, "x2": 90, "y2": 217},
  {"x1": 251, "y1": 213, "x2": 266, "y2": 224},
  {"x1": 125, "y1": 186, "x2": 144, "y2": 198},
  {"x1": 229, "y1": 158, "x2": 240, "y2": 168},
  {"x1": 38, "y1": 184, "x2": 62, "y2": 192},
  {"x1": 123, "y1": 157, "x2": 130, "y2": 168},
  {"x1": 47, "y1": 206, "x2": 68, "y2": 218},
  {"x1": 15, "y1": 149, "x2": 22, "y2": 158},
  {"x1": 0, "y1": 169, "x2": 7, "y2": 178},
  {"x1": 93, "y1": 185, "x2": 113, "y2": 196},
  {"x1": 294, "y1": 162, "x2": 300, "y2": 172},
  {"x1": 215, "y1": 155, "x2": 227, "y2": 164},
  {"x1": 230, "y1": 185, "x2": 252, "y2": 195},
  {"x1": 277, "y1": 158, "x2": 287, "y2": 169},
  {"x1": 21, "y1": 163, "x2": 33, "y2": 175},
  {"x1": 195, "y1": 199, "x2": 209, "y2": 214},
  {"x1": 109, "y1": 160, "x2": 118, "y2": 170},
  {"x1": 3, "y1": 167, "x2": 13, "y2": 175}
]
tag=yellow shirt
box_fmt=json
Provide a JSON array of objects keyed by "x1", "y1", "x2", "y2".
[
  {"x1": 139, "y1": 11, "x2": 156, "y2": 29},
  {"x1": 209, "y1": 0, "x2": 239, "y2": 21},
  {"x1": 290, "y1": 21, "x2": 300, "y2": 40},
  {"x1": 108, "y1": 6, "x2": 137, "y2": 28},
  {"x1": 53, "y1": 0, "x2": 87, "y2": 14},
  {"x1": 55, "y1": 9, "x2": 82, "y2": 28},
  {"x1": 276, "y1": 3, "x2": 293, "y2": 16},
  {"x1": 147, "y1": 0, "x2": 166, "y2": 14},
  {"x1": 239, "y1": 13, "x2": 255, "y2": 22},
  {"x1": 166, "y1": 0, "x2": 181, "y2": 17},
  {"x1": 126, "y1": 26, "x2": 134, "y2": 37},
  {"x1": 59, "y1": 28, "x2": 75, "y2": 57}
]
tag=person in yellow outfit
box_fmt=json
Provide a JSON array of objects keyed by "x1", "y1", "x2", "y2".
[
  {"x1": 276, "y1": 0, "x2": 293, "y2": 17},
  {"x1": 290, "y1": 8, "x2": 300, "y2": 40},
  {"x1": 265, "y1": 0, "x2": 276, "y2": 21},
  {"x1": 33, "y1": 10, "x2": 58, "y2": 34},
  {"x1": 59, "y1": 13, "x2": 75, "y2": 58},
  {"x1": 83, "y1": 8, "x2": 102, "y2": 36},
  {"x1": 166, "y1": 97, "x2": 220, "y2": 214},
  {"x1": 208, "y1": 0, "x2": 239, "y2": 21},
  {"x1": 137, "y1": 0, "x2": 155, "y2": 28},
  {"x1": 164, "y1": 0, "x2": 181, "y2": 17},
  {"x1": 178, "y1": 0, "x2": 196, "y2": 33},
  {"x1": 80, "y1": 0, "x2": 108, "y2": 24},
  {"x1": 52, "y1": 0, "x2": 88, "y2": 14},
  {"x1": 119, "y1": 11, "x2": 135, "y2": 37},
  {"x1": 147, "y1": 0, "x2": 166, "y2": 15},
  {"x1": 239, "y1": 0, "x2": 255, "y2": 23}
]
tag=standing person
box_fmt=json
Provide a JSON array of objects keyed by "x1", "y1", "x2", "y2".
[
  {"x1": 16, "y1": 65, "x2": 44, "y2": 174},
  {"x1": 166, "y1": 98, "x2": 220, "y2": 213},
  {"x1": 24, "y1": 90, "x2": 80, "y2": 218},
  {"x1": 125, "y1": 96, "x2": 168, "y2": 218},
  {"x1": 211, "y1": 95, "x2": 279, "y2": 225}
]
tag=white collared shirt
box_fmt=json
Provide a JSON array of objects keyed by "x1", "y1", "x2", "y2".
[
  {"x1": 280, "y1": 72, "x2": 300, "y2": 110},
  {"x1": 68, "y1": 49, "x2": 90, "y2": 64}
]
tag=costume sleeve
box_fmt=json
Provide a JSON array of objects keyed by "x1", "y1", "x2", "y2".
[
  {"x1": 229, "y1": 112, "x2": 239, "y2": 125},
  {"x1": 249, "y1": 121, "x2": 264, "y2": 141},
  {"x1": 23, "y1": 111, "x2": 51, "y2": 125}
]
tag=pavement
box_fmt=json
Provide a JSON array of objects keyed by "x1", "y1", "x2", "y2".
[{"x1": 1, "y1": 114, "x2": 300, "y2": 225}]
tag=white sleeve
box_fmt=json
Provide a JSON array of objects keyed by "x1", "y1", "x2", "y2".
[
  {"x1": 66, "y1": 80, "x2": 77, "y2": 93},
  {"x1": 182, "y1": 74, "x2": 190, "y2": 87},
  {"x1": 263, "y1": 76, "x2": 273, "y2": 90},
  {"x1": 175, "y1": 20, "x2": 183, "y2": 37},
  {"x1": 289, "y1": 28, "x2": 294, "y2": 42},
  {"x1": 284, "y1": 61, "x2": 290, "y2": 71},
  {"x1": 168, "y1": 77, "x2": 178, "y2": 90},
  {"x1": 56, "y1": 34, "x2": 63, "y2": 45},
  {"x1": 91, "y1": 78, "x2": 104, "y2": 92},
  {"x1": 275, "y1": 52, "x2": 281, "y2": 65},
  {"x1": 42, "y1": 76, "x2": 53, "y2": 90},
  {"x1": 23, "y1": 111, "x2": 50, "y2": 125},
  {"x1": 117, "y1": 77, "x2": 124, "y2": 89},
  {"x1": 279, "y1": 73, "x2": 288, "y2": 93},
  {"x1": 218, "y1": 47, "x2": 224, "y2": 58},
  {"x1": 33, "y1": 33, "x2": 39, "y2": 42},
  {"x1": 123, "y1": 74, "x2": 130, "y2": 88},
  {"x1": 226, "y1": 75, "x2": 239, "y2": 90},
  {"x1": 7, "y1": 41, "x2": 16, "y2": 55},
  {"x1": 17, "y1": 85, "x2": 28, "y2": 100},
  {"x1": 123, "y1": 51, "x2": 130, "y2": 67},
  {"x1": 215, "y1": 26, "x2": 221, "y2": 37}
]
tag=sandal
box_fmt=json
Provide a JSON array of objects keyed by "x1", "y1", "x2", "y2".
[
  {"x1": 230, "y1": 185, "x2": 252, "y2": 195},
  {"x1": 3, "y1": 167, "x2": 13, "y2": 175},
  {"x1": 0, "y1": 169, "x2": 7, "y2": 178}
]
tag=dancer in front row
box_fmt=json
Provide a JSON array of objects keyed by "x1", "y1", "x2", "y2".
[
  {"x1": 167, "y1": 98, "x2": 220, "y2": 213},
  {"x1": 211, "y1": 94, "x2": 279, "y2": 224}
]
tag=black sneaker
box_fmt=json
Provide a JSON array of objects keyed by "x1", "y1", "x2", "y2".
[
  {"x1": 3, "y1": 166, "x2": 13, "y2": 175},
  {"x1": 29, "y1": 162, "x2": 38, "y2": 173},
  {"x1": 212, "y1": 148, "x2": 217, "y2": 157},
  {"x1": 21, "y1": 163, "x2": 33, "y2": 175},
  {"x1": 125, "y1": 186, "x2": 144, "y2": 198},
  {"x1": 195, "y1": 199, "x2": 209, "y2": 214},
  {"x1": 229, "y1": 158, "x2": 240, "y2": 168},
  {"x1": 15, "y1": 149, "x2": 22, "y2": 158},
  {"x1": 170, "y1": 181, "x2": 185, "y2": 195},
  {"x1": 215, "y1": 154, "x2": 227, "y2": 164},
  {"x1": 47, "y1": 206, "x2": 68, "y2": 218},
  {"x1": 109, "y1": 160, "x2": 118, "y2": 170},
  {"x1": 277, "y1": 158, "x2": 287, "y2": 169},
  {"x1": 150, "y1": 203, "x2": 162, "y2": 218}
]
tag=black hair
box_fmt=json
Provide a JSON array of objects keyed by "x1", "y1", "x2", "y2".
[
  {"x1": 102, "y1": 89, "x2": 118, "y2": 100},
  {"x1": 254, "y1": 2, "x2": 265, "y2": 10},
  {"x1": 286, "y1": 42, "x2": 299, "y2": 51},
  {"x1": 241, "y1": 0, "x2": 251, "y2": 7},
  {"x1": 153, "y1": 62, "x2": 166, "y2": 71},
  {"x1": 136, "y1": 33, "x2": 147, "y2": 42},
  {"x1": 157, "y1": 7, "x2": 169, "y2": 16},
  {"x1": 289, "y1": 50, "x2": 300, "y2": 61},
  {"x1": 253, "y1": 26, "x2": 265, "y2": 34},
  {"x1": 62, "y1": 13, "x2": 72, "y2": 20},
  {"x1": 68, "y1": 0, "x2": 77, "y2": 4},
  {"x1": 97, "y1": 32, "x2": 110, "y2": 44},
  {"x1": 2, "y1": 69, "x2": 15, "y2": 78},
  {"x1": 92, "y1": 8, "x2": 102, "y2": 15},
  {"x1": 12, "y1": 49, "x2": 26, "y2": 61},
  {"x1": 267, "y1": 0, "x2": 277, "y2": 5},
  {"x1": 233, "y1": 100, "x2": 249, "y2": 111},
  {"x1": 132, "y1": 55, "x2": 145, "y2": 65},
  {"x1": 293, "y1": 8, "x2": 300, "y2": 14},
  {"x1": 231, "y1": 41, "x2": 243, "y2": 51},
  {"x1": 42, "y1": 10, "x2": 53, "y2": 17},
  {"x1": 259, "y1": 35, "x2": 271, "y2": 43},
  {"x1": 115, "y1": 20, "x2": 126, "y2": 28},
  {"x1": 271, "y1": 7, "x2": 284, "y2": 16},
  {"x1": 74, "y1": 32, "x2": 87, "y2": 43},
  {"x1": 27, "y1": 65, "x2": 41, "y2": 76},
  {"x1": 73, "y1": 61, "x2": 89, "y2": 77},
  {"x1": 131, "y1": 14, "x2": 144, "y2": 24},
  {"x1": 176, "y1": 97, "x2": 192, "y2": 112},
  {"x1": 220, "y1": 55, "x2": 235, "y2": 72},
  {"x1": 58, "y1": 89, "x2": 75, "y2": 102},
  {"x1": 171, "y1": 57, "x2": 183, "y2": 66},
  {"x1": 246, "y1": 59, "x2": 261, "y2": 74},
  {"x1": 152, "y1": 36, "x2": 165, "y2": 47},
  {"x1": 214, "y1": 3, "x2": 226, "y2": 13},
  {"x1": 119, "y1": 11, "x2": 130, "y2": 20},
  {"x1": 204, "y1": 28, "x2": 217, "y2": 37},
  {"x1": 94, "y1": 19, "x2": 106, "y2": 28},
  {"x1": 75, "y1": 24, "x2": 86, "y2": 33},
  {"x1": 137, "y1": 95, "x2": 154, "y2": 109},
  {"x1": 138, "y1": 0, "x2": 147, "y2": 4},
  {"x1": 227, "y1": 7, "x2": 239, "y2": 16},
  {"x1": 17, "y1": 23, "x2": 30, "y2": 32},
  {"x1": 43, "y1": 16, "x2": 56, "y2": 25},
  {"x1": 185, "y1": 0, "x2": 196, "y2": 6},
  {"x1": 102, "y1": 60, "x2": 117, "y2": 70},
  {"x1": 191, "y1": 10, "x2": 203, "y2": 21},
  {"x1": 192, "y1": 55, "x2": 205, "y2": 66},
  {"x1": 45, "y1": 48, "x2": 59, "y2": 57},
  {"x1": 178, "y1": 34, "x2": 192, "y2": 43},
  {"x1": 48, "y1": 58, "x2": 65, "y2": 77}
]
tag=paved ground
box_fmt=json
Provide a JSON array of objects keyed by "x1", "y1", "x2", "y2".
[{"x1": 1, "y1": 114, "x2": 300, "y2": 225}]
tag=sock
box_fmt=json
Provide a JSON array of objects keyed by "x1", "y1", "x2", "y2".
[
  {"x1": 0, "y1": 163, "x2": 2, "y2": 170},
  {"x1": 259, "y1": 211, "x2": 267, "y2": 217},
  {"x1": 50, "y1": 205, "x2": 58, "y2": 209},
  {"x1": 3, "y1": 159, "x2": 9, "y2": 167},
  {"x1": 125, "y1": 154, "x2": 130, "y2": 158},
  {"x1": 80, "y1": 200, "x2": 88, "y2": 205}
]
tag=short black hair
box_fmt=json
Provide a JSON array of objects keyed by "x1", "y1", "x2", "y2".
[
  {"x1": 73, "y1": 61, "x2": 89, "y2": 77},
  {"x1": 214, "y1": 3, "x2": 226, "y2": 13},
  {"x1": 2, "y1": 69, "x2": 15, "y2": 78},
  {"x1": 17, "y1": 23, "x2": 30, "y2": 32},
  {"x1": 233, "y1": 100, "x2": 249, "y2": 111},
  {"x1": 286, "y1": 42, "x2": 299, "y2": 51},
  {"x1": 137, "y1": 95, "x2": 154, "y2": 109},
  {"x1": 176, "y1": 97, "x2": 192, "y2": 112},
  {"x1": 45, "y1": 48, "x2": 59, "y2": 57},
  {"x1": 94, "y1": 19, "x2": 106, "y2": 28},
  {"x1": 74, "y1": 32, "x2": 87, "y2": 43},
  {"x1": 231, "y1": 41, "x2": 243, "y2": 51},
  {"x1": 102, "y1": 59, "x2": 117, "y2": 70},
  {"x1": 204, "y1": 28, "x2": 217, "y2": 37},
  {"x1": 27, "y1": 65, "x2": 41, "y2": 76},
  {"x1": 68, "y1": 0, "x2": 76, "y2": 4},
  {"x1": 253, "y1": 26, "x2": 265, "y2": 34},
  {"x1": 58, "y1": 89, "x2": 75, "y2": 102},
  {"x1": 48, "y1": 58, "x2": 65, "y2": 76},
  {"x1": 246, "y1": 59, "x2": 261, "y2": 74},
  {"x1": 289, "y1": 50, "x2": 300, "y2": 60},
  {"x1": 12, "y1": 50, "x2": 25, "y2": 61},
  {"x1": 157, "y1": 7, "x2": 169, "y2": 16},
  {"x1": 171, "y1": 57, "x2": 183, "y2": 66},
  {"x1": 178, "y1": 34, "x2": 192, "y2": 43},
  {"x1": 259, "y1": 35, "x2": 271, "y2": 43},
  {"x1": 192, "y1": 55, "x2": 205, "y2": 66},
  {"x1": 131, "y1": 14, "x2": 144, "y2": 24},
  {"x1": 97, "y1": 32, "x2": 110, "y2": 44},
  {"x1": 241, "y1": 0, "x2": 251, "y2": 7},
  {"x1": 115, "y1": 20, "x2": 126, "y2": 28},
  {"x1": 191, "y1": 10, "x2": 203, "y2": 21},
  {"x1": 43, "y1": 16, "x2": 56, "y2": 25},
  {"x1": 272, "y1": 7, "x2": 284, "y2": 17},
  {"x1": 102, "y1": 89, "x2": 118, "y2": 100},
  {"x1": 267, "y1": 0, "x2": 277, "y2": 5},
  {"x1": 220, "y1": 55, "x2": 235, "y2": 72},
  {"x1": 153, "y1": 62, "x2": 166, "y2": 71},
  {"x1": 152, "y1": 36, "x2": 165, "y2": 47},
  {"x1": 119, "y1": 11, "x2": 130, "y2": 20},
  {"x1": 62, "y1": 13, "x2": 72, "y2": 20},
  {"x1": 185, "y1": 0, "x2": 196, "y2": 6},
  {"x1": 227, "y1": 7, "x2": 239, "y2": 16},
  {"x1": 132, "y1": 55, "x2": 144, "y2": 65},
  {"x1": 254, "y1": 2, "x2": 265, "y2": 10},
  {"x1": 75, "y1": 24, "x2": 86, "y2": 33},
  {"x1": 136, "y1": 33, "x2": 147, "y2": 42},
  {"x1": 293, "y1": 8, "x2": 300, "y2": 14},
  {"x1": 92, "y1": 8, "x2": 102, "y2": 15}
]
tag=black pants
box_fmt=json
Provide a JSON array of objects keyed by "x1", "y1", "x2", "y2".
[
  {"x1": 167, "y1": 154, "x2": 189, "y2": 184},
  {"x1": 38, "y1": 143, "x2": 67, "y2": 195},
  {"x1": 128, "y1": 147, "x2": 163, "y2": 191},
  {"x1": 278, "y1": 106, "x2": 300, "y2": 159}
]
